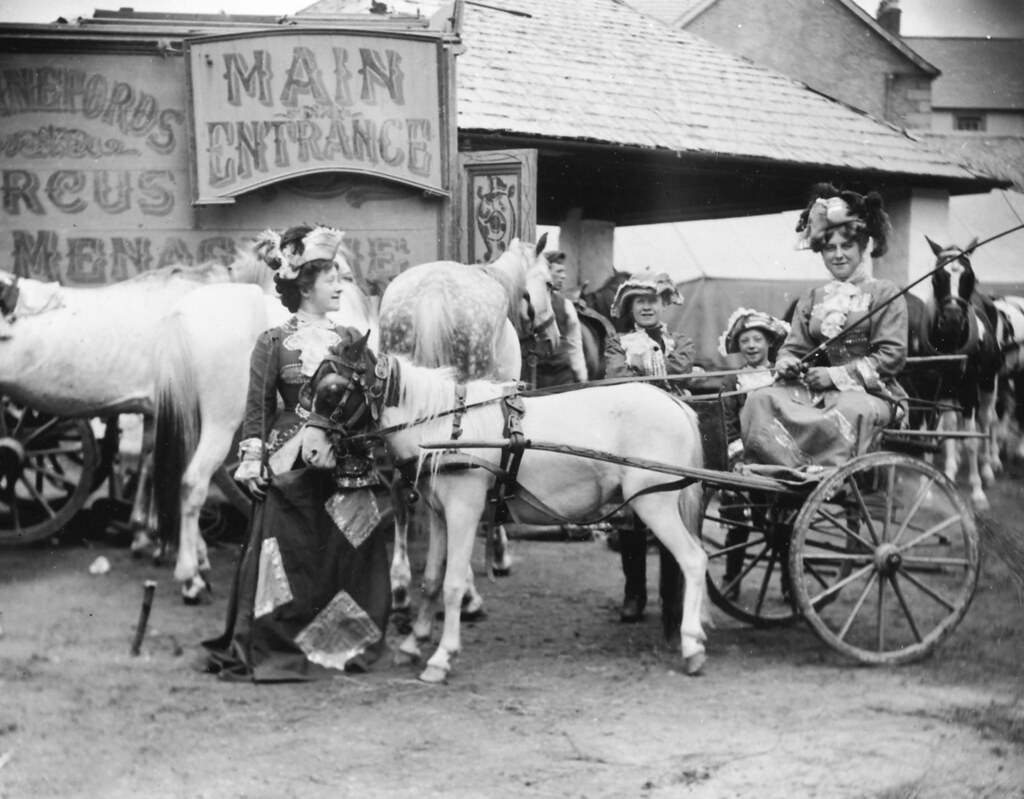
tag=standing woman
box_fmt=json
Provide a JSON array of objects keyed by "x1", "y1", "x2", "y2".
[
  {"x1": 204, "y1": 225, "x2": 390, "y2": 682},
  {"x1": 741, "y1": 185, "x2": 908, "y2": 470},
  {"x1": 603, "y1": 269, "x2": 695, "y2": 628}
]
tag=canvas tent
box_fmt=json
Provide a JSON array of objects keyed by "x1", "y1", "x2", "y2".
[{"x1": 610, "y1": 191, "x2": 1024, "y2": 367}]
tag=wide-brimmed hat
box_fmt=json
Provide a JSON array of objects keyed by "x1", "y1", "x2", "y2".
[
  {"x1": 254, "y1": 225, "x2": 346, "y2": 280},
  {"x1": 718, "y1": 307, "x2": 790, "y2": 357},
  {"x1": 610, "y1": 269, "x2": 682, "y2": 318},
  {"x1": 794, "y1": 183, "x2": 891, "y2": 258}
]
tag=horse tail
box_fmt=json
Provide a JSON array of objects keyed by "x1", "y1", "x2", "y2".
[
  {"x1": 151, "y1": 310, "x2": 201, "y2": 548},
  {"x1": 409, "y1": 278, "x2": 462, "y2": 371}
]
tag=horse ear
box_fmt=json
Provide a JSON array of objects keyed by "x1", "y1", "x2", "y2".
[
  {"x1": 535, "y1": 232, "x2": 549, "y2": 257},
  {"x1": 925, "y1": 235, "x2": 943, "y2": 257}
]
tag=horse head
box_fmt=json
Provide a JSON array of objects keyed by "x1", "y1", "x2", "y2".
[
  {"x1": 927, "y1": 235, "x2": 979, "y2": 351},
  {"x1": 300, "y1": 330, "x2": 384, "y2": 473},
  {"x1": 492, "y1": 233, "x2": 559, "y2": 353}
]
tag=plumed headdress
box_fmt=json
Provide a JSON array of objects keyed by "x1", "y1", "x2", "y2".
[
  {"x1": 718, "y1": 307, "x2": 790, "y2": 357},
  {"x1": 795, "y1": 183, "x2": 892, "y2": 258},
  {"x1": 253, "y1": 225, "x2": 346, "y2": 281},
  {"x1": 610, "y1": 268, "x2": 682, "y2": 318}
]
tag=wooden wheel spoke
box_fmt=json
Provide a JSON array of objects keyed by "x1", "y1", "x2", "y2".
[
  {"x1": 847, "y1": 478, "x2": 880, "y2": 546},
  {"x1": 837, "y1": 572, "x2": 878, "y2": 642},
  {"x1": 898, "y1": 514, "x2": 961, "y2": 553},
  {"x1": 897, "y1": 567, "x2": 957, "y2": 612},
  {"x1": 721, "y1": 544, "x2": 771, "y2": 597},
  {"x1": 890, "y1": 476, "x2": 935, "y2": 547},
  {"x1": 888, "y1": 573, "x2": 923, "y2": 643},
  {"x1": 753, "y1": 545, "x2": 779, "y2": 616},
  {"x1": 24, "y1": 462, "x2": 77, "y2": 490},
  {"x1": 806, "y1": 562, "x2": 875, "y2": 608},
  {"x1": 875, "y1": 571, "x2": 886, "y2": 651},
  {"x1": 22, "y1": 416, "x2": 60, "y2": 445},
  {"x1": 707, "y1": 534, "x2": 769, "y2": 560},
  {"x1": 883, "y1": 465, "x2": 895, "y2": 543},
  {"x1": 24, "y1": 445, "x2": 84, "y2": 458},
  {"x1": 900, "y1": 556, "x2": 970, "y2": 569},
  {"x1": 18, "y1": 473, "x2": 58, "y2": 519},
  {"x1": 814, "y1": 507, "x2": 876, "y2": 552},
  {"x1": 802, "y1": 560, "x2": 834, "y2": 591}
]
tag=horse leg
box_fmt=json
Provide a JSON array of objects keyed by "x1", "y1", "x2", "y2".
[
  {"x1": 389, "y1": 477, "x2": 414, "y2": 614},
  {"x1": 632, "y1": 487, "x2": 709, "y2": 676},
  {"x1": 421, "y1": 475, "x2": 489, "y2": 683},
  {"x1": 490, "y1": 523, "x2": 513, "y2": 577},
  {"x1": 396, "y1": 504, "x2": 445, "y2": 665},
  {"x1": 174, "y1": 426, "x2": 234, "y2": 603},
  {"x1": 962, "y1": 411, "x2": 989, "y2": 510},
  {"x1": 939, "y1": 408, "x2": 960, "y2": 484},
  {"x1": 129, "y1": 450, "x2": 156, "y2": 558},
  {"x1": 978, "y1": 384, "x2": 998, "y2": 488}
]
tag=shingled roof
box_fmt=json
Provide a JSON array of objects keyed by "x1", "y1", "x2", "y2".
[{"x1": 453, "y1": 0, "x2": 977, "y2": 182}]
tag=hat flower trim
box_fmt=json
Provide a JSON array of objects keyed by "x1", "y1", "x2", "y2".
[{"x1": 255, "y1": 225, "x2": 346, "y2": 281}]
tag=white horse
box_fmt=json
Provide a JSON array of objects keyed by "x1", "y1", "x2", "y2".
[
  {"x1": 0, "y1": 262, "x2": 272, "y2": 551},
  {"x1": 0, "y1": 262, "x2": 257, "y2": 417},
  {"x1": 149, "y1": 259, "x2": 379, "y2": 600},
  {"x1": 301, "y1": 345, "x2": 709, "y2": 683},
  {"x1": 377, "y1": 236, "x2": 558, "y2": 615}
]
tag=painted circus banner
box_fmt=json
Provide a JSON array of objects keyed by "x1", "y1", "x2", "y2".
[{"x1": 187, "y1": 30, "x2": 447, "y2": 204}]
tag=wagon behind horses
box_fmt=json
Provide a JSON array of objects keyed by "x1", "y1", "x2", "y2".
[
  {"x1": 300, "y1": 340, "x2": 709, "y2": 682},
  {"x1": 0, "y1": 260, "x2": 273, "y2": 547}
]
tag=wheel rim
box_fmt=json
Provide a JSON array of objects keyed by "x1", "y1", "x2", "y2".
[
  {"x1": 703, "y1": 490, "x2": 800, "y2": 627},
  {"x1": 790, "y1": 452, "x2": 980, "y2": 664},
  {"x1": 0, "y1": 397, "x2": 99, "y2": 545}
]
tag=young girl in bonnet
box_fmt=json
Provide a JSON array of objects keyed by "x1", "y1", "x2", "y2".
[{"x1": 716, "y1": 307, "x2": 789, "y2": 598}]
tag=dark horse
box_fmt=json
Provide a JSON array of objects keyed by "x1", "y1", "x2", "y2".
[{"x1": 904, "y1": 237, "x2": 1003, "y2": 509}]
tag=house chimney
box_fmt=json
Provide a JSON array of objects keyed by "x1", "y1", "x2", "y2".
[{"x1": 877, "y1": 0, "x2": 902, "y2": 36}]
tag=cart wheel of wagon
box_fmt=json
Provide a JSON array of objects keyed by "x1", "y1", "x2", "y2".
[
  {"x1": 789, "y1": 452, "x2": 980, "y2": 665},
  {"x1": 703, "y1": 489, "x2": 800, "y2": 627},
  {"x1": 0, "y1": 397, "x2": 100, "y2": 545}
]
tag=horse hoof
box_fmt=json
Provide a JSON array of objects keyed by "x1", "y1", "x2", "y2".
[
  {"x1": 684, "y1": 651, "x2": 706, "y2": 676},
  {"x1": 392, "y1": 587, "x2": 411, "y2": 612},
  {"x1": 492, "y1": 567, "x2": 511, "y2": 578},
  {"x1": 971, "y1": 496, "x2": 991, "y2": 513},
  {"x1": 419, "y1": 665, "x2": 449, "y2": 684}
]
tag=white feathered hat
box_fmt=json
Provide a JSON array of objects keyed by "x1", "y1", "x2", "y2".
[{"x1": 254, "y1": 225, "x2": 346, "y2": 280}]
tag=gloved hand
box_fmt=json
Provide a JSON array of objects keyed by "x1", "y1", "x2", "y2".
[{"x1": 774, "y1": 355, "x2": 803, "y2": 381}]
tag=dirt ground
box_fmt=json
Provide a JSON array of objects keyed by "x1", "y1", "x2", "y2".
[{"x1": 1, "y1": 473, "x2": 1023, "y2": 799}]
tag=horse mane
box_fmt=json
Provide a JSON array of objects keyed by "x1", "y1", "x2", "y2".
[
  {"x1": 480, "y1": 262, "x2": 526, "y2": 335},
  {"x1": 124, "y1": 252, "x2": 275, "y2": 289},
  {"x1": 386, "y1": 355, "x2": 506, "y2": 478}
]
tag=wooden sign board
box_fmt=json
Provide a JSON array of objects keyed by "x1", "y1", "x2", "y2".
[{"x1": 187, "y1": 30, "x2": 448, "y2": 205}]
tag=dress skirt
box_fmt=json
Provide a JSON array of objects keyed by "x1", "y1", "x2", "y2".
[
  {"x1": 204, "y1": 468, "x2": 391, "y2": 682},
  {"x1": 740, "y1": 381, "x2": 894, "y2": 469}
]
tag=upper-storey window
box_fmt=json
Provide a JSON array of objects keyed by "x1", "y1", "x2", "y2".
[{"x1": 954, "y1": 113, "x2": 987, "y2": 132}]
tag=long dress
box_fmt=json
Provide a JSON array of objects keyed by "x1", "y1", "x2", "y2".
[
  {"x1": 203, "y1": 314, "x2": 391, "y2": 682},
  {"x1": 740, "y1": 275, "x2": 907, "y2": 470}
]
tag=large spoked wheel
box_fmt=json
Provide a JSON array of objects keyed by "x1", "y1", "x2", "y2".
[
  {"x1": 790, "y1": 452, "x2": 980, "y2": 665},
  {"x1": 0, "y1": 397, "x2": 100, "y2": 545},
  {"x1": 703, "y1": 489, "x2": 801, "y2": 627}
]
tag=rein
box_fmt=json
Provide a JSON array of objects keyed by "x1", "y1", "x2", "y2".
[{"x1": 797, "y1": 221, "x2": 1024, "y2": 367}]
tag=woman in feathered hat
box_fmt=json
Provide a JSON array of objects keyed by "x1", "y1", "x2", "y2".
[
  {"x1": 205, "y1": 224, "x2": 390, "y2": 682},
  {"x1": 602, "y1": 268, "x2": 696, "y2": 625},
  {"x1": 740, "y1": 183, "x2": 908, "y2": 470}
]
